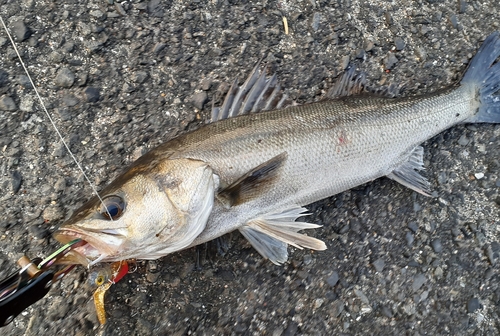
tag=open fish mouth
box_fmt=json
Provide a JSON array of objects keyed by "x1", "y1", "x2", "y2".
[{"x1": 53, "y1": 227, "x2": 126, "y2": 266}]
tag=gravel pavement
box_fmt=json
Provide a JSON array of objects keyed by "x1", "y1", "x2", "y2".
[{"x1": 0, "y1": 0, "x2": 499, "y2": 335}]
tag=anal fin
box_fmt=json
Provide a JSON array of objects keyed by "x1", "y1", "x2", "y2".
[
  {"x1": 239, "y1": 206, "x2": 326, "y2": 265},
  {"x1": 387, "y1": 146, "x2": 432, "y2": 196}
]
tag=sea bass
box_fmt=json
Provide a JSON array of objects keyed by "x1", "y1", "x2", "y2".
[{"x1": 54, "y1": 32, "x2": 500, "y2": 266}]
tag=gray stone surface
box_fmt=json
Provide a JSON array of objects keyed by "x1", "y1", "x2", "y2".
[{"x1": 0, "y1": 1, "x2": 499, "y2": 335}]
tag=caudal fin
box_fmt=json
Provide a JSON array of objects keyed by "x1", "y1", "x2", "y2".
[{"x1": 461, "y1": 32, "x2": 500, "y2": 123}]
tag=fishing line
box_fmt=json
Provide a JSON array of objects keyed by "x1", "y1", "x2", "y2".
[{"x1": 0, "y1": 16, "x2": 113, "y2": 220}]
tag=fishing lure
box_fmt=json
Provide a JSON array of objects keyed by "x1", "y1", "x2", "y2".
[{"x1": 88, "y1": 261, "x2": 129, "y2": 325}]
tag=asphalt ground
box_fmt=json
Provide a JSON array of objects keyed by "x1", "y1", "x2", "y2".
[{"x1": 0, "y1": 0, "x2": 499, "y2": 335}]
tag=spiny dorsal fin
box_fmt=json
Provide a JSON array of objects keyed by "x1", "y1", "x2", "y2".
[
  {"x1": 387, "y1": 146, "x2": 432, "y2": 196},
  {"x1": 217, "y1": 152, "x2": 287, "y2": 208},
  {"x1": 211, "y1": 60, "x2": 290, "y2": 122},
  {"x1": 239, "y1": 206, "x2": 326, "y2": 265}
]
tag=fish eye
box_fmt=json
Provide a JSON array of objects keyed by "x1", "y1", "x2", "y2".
[
  {"x1": 100, "y1": 195, "x2": 125, "y2": 220},
  {"x1": 96, "y1": 274, "x2": 105, "y2": 286}
]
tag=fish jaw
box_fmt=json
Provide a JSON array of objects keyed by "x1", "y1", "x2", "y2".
[{"x1": 53, "y1": 226, "x2": 128, "y2": 265}]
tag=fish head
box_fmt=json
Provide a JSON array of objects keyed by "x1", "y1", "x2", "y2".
[{"x1": 54, "y1": 157, "x2": 216, "y2": 265}]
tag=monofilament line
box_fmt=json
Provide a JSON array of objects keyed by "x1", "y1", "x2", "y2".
[{"x1": 0, "y1": 16, "x2": 113, "y2": 220}]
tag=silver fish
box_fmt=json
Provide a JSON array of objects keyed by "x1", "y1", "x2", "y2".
[{"x1": 54, "y1": 32, "x2": 500, "y2": 266}]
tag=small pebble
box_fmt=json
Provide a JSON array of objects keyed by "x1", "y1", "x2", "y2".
[
  {"x1": 115, "y1": 2, "x2": 127, "y2": 15},
  {"x1": 341, "y1": 55, "x2": 350, "y2": 70},
  {"x1": 201, "y1": 78, "x2": 212, "y2": 91},
  {"x1": 311, "y1": 12, "x2": 321, "y2": 31},
  {"x1": 153, "y1": 42, "x2": 166, "y2": 53},
  {"x1": 431, "y1": 238, "x2": 443, "y2": 253},
  {"x1": 384, "y1": 53, "x2": 398, "y2": 70},
  {"x1": 405, "y1": 231, "x2": 414, "y2": 246},
  {"x1": 382, "y1": 306, "x2": 393, "y2": 318},
  {"x1": 0, "y1": 95, "x2": 17, "y2": 111},
  {"x1": 408, "y1": 259, "x2": 420, "y2": 268},
  {"x1": 364, "y1": 40, "x2": 374, "y2": 52},
  {"x1": 412, "y1": 274, "x2": 426, "y2": 292},
  {"x1": 313, "y1": 298, "x2": 324, "y2": 309},
  {"x1": 449, "y1": 14, "x2": 459, "y2": 29},
  {"x1": 415, "y1": 47, "x2": 427, "y2": 61},
  {"x1": 12, "y1": 20, "x2": 32, "y2": 41},
  {"x1": 284, "y1": 322, "x2": 298, "y2": 336},
  {"x1": 55, "y1": 68, "x2": 75, "y2": 88},
  {"x1": 407, "y1": 221, "x2": 419, "y2": 233},
  {"x1": 372, "y1": 258, "x2": 385, "y2": 272},
  {"x1": 485, "y1": 268, "x2": 494, "y2": 280},
  {"x1": 0, "y1": 69, "x2": 9, "y2": 87},
  {"x1": 437, "y1": 171, "x2": 448, "y2": 185},
  {"x1": 191, "y1": 91, "x2": 208, "y2": 109},
  {"x1": 485, "y1": 245, "x2": 495, "y2": 265},
  {"x1": 132, "y1": 71, "x2": 148, "y2": 84},
  {"x1": 90, "y1": 9, "x2": 105, "y2": 19},
  {"x1": 394, "y1": 37, "x2": 405, "y2": 51},
  {"x1": 354, "y1": 289, "x2": 369, "y2": 304},
  {"x1": 63, "y1": 94, "x2": 79, "y2": 107},
  {"x1": 326, "y1": 271, "x2": 339, "y2": 287},
  {"x1": 331, "y1": 300, "x2": 344, "y2": 317},
  {"x1": 16, "y1": 74, "x2": 32, "y2": 89},
  {"x1": 356, "y1": 49, "x2": 366, "y2": 60},
  {"x1": 303, "y1": 254, "x2": 312, "y2": 265},
  {"x1": 146, "y1": 272, "x2": 160, "y2": 283},
  {"x1": 467, "y1": 298, "x2": 481, "y2": 313},
  {"x1": 433, "y1": 11, "x2": 443, "y2": 22},
  {"x1": 458, "y1": 134, "x2": 470, "y2": 146},
  {"x1": 474, "y1": 172, "x2": 484, "y2": 180},
  {"x1": 42, "y1": 205, "x2": 64, "y2": 222},
  {"x1": 10, "y1": 171, "x2": 22, "y2": 193},
  {"x1": 385, "y1": 12, "x2": 393, "y2": 25},
  {"x1": 458, "y1": 0, "x2": 467, "y2": 13},
  {"x1": 84, "y1": 87, "x2": 100, "y2": 102}
]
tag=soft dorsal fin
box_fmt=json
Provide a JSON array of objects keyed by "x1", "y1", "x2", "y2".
[
  {"x1": 327, "y1": 66, "x2": 402, "y2": 99},
  {"x1": 326, "y1": 66, "x2": 367, "y2": 98},
  {"x1": 217, "y1": 152, "x2": 287, "y2": 208}
]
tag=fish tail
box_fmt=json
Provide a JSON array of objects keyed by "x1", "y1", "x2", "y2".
[{"x1": 461, "y1": 32, "x2": 500, "y2": 123}]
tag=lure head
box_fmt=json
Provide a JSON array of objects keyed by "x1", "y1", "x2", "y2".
[
  {"x1": 54, "y1": 155, "x2": 216, "y2": 265},
  {"x1": 88, "y1": 261, "x2": 129, "y2": 287}
]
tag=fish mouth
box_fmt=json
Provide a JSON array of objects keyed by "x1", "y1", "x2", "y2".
[{"x1": 53, "y1": 227, "x2": 126, "y2": 266}]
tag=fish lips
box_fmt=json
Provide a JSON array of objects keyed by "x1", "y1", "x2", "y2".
[{"x1": 53, "y1": 226, "x2": 127, "y2": 264}]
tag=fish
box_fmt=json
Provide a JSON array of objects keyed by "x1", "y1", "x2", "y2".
[{"x1": 54, "y1": 32, "x2": 500, "y2": 266}]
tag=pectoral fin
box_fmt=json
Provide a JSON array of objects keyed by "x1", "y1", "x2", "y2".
[
  {"x1": 217, "y1": 152, "x2": 287, "y2": 208},
  {"x1": 387, "y1": 146, "x2": 432, "y2": 196},
  {"x1": 239, "y1": 206, "x2": 327, "y2": 265}
]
